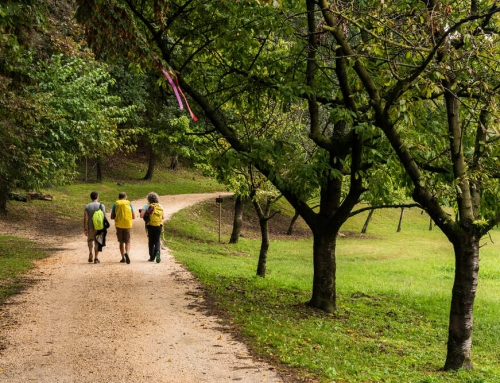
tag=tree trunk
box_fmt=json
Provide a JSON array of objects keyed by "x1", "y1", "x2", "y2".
[
  {"x1": 397, "y1": 207, "x2": 404, "y2": 232},
  {"x1": 96, "y1": 159, "x2": 102, "y2": 182},
  {"x1": 444, "y1": 233, "x2": 479, "y2": 371},
  {"x1": 169, "y1": 154, "x2": 179, "y2": 170},
  {"x1": 256, "y1": 217, "x2": 269, "y2": 277},
  {"x1": 307, "y1": 225, "x2": 337, "y2": 313},
  {"x1": 144, "y1": 146, "x2": 156, "y2": 180},
  {"x1": 0, "y1": 183, "x2": 8, "y2": 212},
  {"x1": 85, "y1": 157, "x2": 88, "y2": 182},
  {"x1": 229, "y1": 195, "x2": 244, "y2": 244},
  {"x1": 361, "y1": 209, "x2": 374, "y2": 234},
  {"x1": 286, "y1": 209, "x2": 300, "y2": 235}
]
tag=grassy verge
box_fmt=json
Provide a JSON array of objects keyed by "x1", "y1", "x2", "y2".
[
  {"x1": 0, "y1": 236, "x2": 48, "y2": 304},
  {"x1": 2, "y1": 159, "x2": 499, "y2": 382},
  {"x1": 165, "y1": 200, "x2": 500, "y2": 383}
]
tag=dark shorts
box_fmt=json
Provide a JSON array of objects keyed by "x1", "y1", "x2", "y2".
[{"x1": 116, "y1": 227, "x2": 131, "y2": 243}]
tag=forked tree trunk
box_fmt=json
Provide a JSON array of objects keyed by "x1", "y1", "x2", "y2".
[
  {"x1": 229, "y1": 195, "x2": 244, "y2": 244},
  {"x1": 444, "y1": 233, "x2": 479, "y2": 370},
  {"x1": 251, "y1": 193, "x2": 274, "y2": 277}
]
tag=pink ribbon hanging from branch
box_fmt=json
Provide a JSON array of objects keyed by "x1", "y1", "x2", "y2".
[
  {"x1": 153, "y1": 54, "x2": 183, "y2": 110},
  {"x1": 173, "y1": 73, "x2": 198, "y2": 122},
  {"x1": 153, "y1": 55, "x2": 197, "y2": 121},
  {"x1": 160, "y1": 67, "x2": 184, "y2": 110}
]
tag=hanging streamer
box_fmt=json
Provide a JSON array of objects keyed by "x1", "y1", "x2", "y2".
[
  {"x1": 153, "y1": 54, "x2": 183, "y2": 110},
  {"x1": 160, "y1": 67, "x2": 183, "y2": 110},
  {"x1": 173, "y1": 73, "x2": 198, "y2": 122},
  {"x1": 153, "y1": 55, "x2": 197, "y2": 121}
]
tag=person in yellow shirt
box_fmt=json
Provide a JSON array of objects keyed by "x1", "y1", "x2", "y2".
[{"x1": 110, "y1": 191, "x2": 136, "y2": 264}]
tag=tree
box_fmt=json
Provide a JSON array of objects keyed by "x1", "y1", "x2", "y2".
[
  {"x1": 0, "y1": 0, "x2": 132, "y2": 211},
  {"x1": 313, "y1": 0, "x2": 500, "y2": 370},
  {"x1": 248, "y1": 169, "x2": 282, "y2": 278},
  {"x1": 74, "y1": 0, "x2": 409, "y2": 315}
]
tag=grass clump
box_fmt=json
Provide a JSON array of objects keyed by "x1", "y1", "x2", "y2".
[{"x1": 165, "y1": 200, "x2": 500, "y2": 383}]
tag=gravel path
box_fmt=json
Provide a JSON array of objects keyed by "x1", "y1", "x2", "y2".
[{"x1": 0, "y1": 193, "x2": 284, "y2": 383}]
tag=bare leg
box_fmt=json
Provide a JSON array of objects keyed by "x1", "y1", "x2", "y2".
[{"x1": 87, "y1": 240, "x2": 94, "y2": 262}]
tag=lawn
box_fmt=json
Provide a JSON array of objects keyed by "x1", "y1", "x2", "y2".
[
  {"x1": 1, "y1": 160, "x2": 499, "y2": 382},
  {"x1": 165, "y1": 199, "x2": 500, "y2": 383}
]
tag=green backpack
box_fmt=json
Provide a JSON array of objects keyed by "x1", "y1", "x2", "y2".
[{"x1": 92, "y1": 205, "x2": 105, "y2": 230}]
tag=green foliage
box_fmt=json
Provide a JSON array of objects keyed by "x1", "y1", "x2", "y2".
[
  {"x1": 1, "y1": 54, "x2": 133, "y2": 195},
  {"x1": 32, "y1": 54, "x2": 132, "y2": 158},
  {"x1": 0, "y1": 0, "x2": 138, "y2": 210},
  {"x1": 109, "y1": 62, "x2": 197, "y2": 163}
]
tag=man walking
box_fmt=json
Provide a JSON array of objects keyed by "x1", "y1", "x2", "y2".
[
  {"x1": 111, "y1": 191, "x2": 135, "y2": 263},
  {"x1": 83, "y1": 191, "x2": 106, "y2": 264}
]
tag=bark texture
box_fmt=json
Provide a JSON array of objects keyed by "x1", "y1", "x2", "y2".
[
  {"x1": 143, "y1": 146, "x2": 156, "y2": 180},
  {"x1": 444, "y1": 234, "x2": 479, "y2": 370},
  {"x1": 229, "y1": 195, "x2": 244, "y2": 244}
]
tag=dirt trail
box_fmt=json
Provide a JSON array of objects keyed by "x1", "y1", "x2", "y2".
[{"x1": 0, "y1": 193, "x2": 284, "y2": 383}]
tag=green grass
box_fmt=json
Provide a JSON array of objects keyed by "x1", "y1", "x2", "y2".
[
  {"x1": 2, "y1": 159, "x2": 500, "y2": 382},
  {"x1": 0, "y1": 236, "x2": 48, "y2": 304},
  {"x1": 165, "y1": 202, "x2": 500, "y2": 383}
]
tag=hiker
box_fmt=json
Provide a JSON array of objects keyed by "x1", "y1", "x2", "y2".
[
  {"x1": 110, "y1": 191, "x2": 136, "y2": 264},
  {"x1": 140, "y1": 192, "x2": 165, "y2": 263},
  {"x1": 83, "y1": 191, "x2": 106, "y2": 264}
]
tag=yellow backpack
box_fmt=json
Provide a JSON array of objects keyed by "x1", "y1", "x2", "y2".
[{"x1": 148, "y1": 203, "x2": 163, "y2": 226}]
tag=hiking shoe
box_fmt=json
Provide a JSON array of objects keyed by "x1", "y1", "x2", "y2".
[
  {"x1": 155, "y1": 251, "x2": 161, "y2": 263},
  {"x1": 120, "y1": 258, "x2": 125, "y2": 263},
  {"x1": 124, "y1": 253, "x2": 130, "y2": 264},
  {"x1": 148, "y1": 257, "x2": 155, "y2": 262},
  {"x1": 88, "y1": 254, "x2": 93, "y2": 263},
  {"x1": 94, "y1": 258, "x2": 100, "y2": 264}
]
